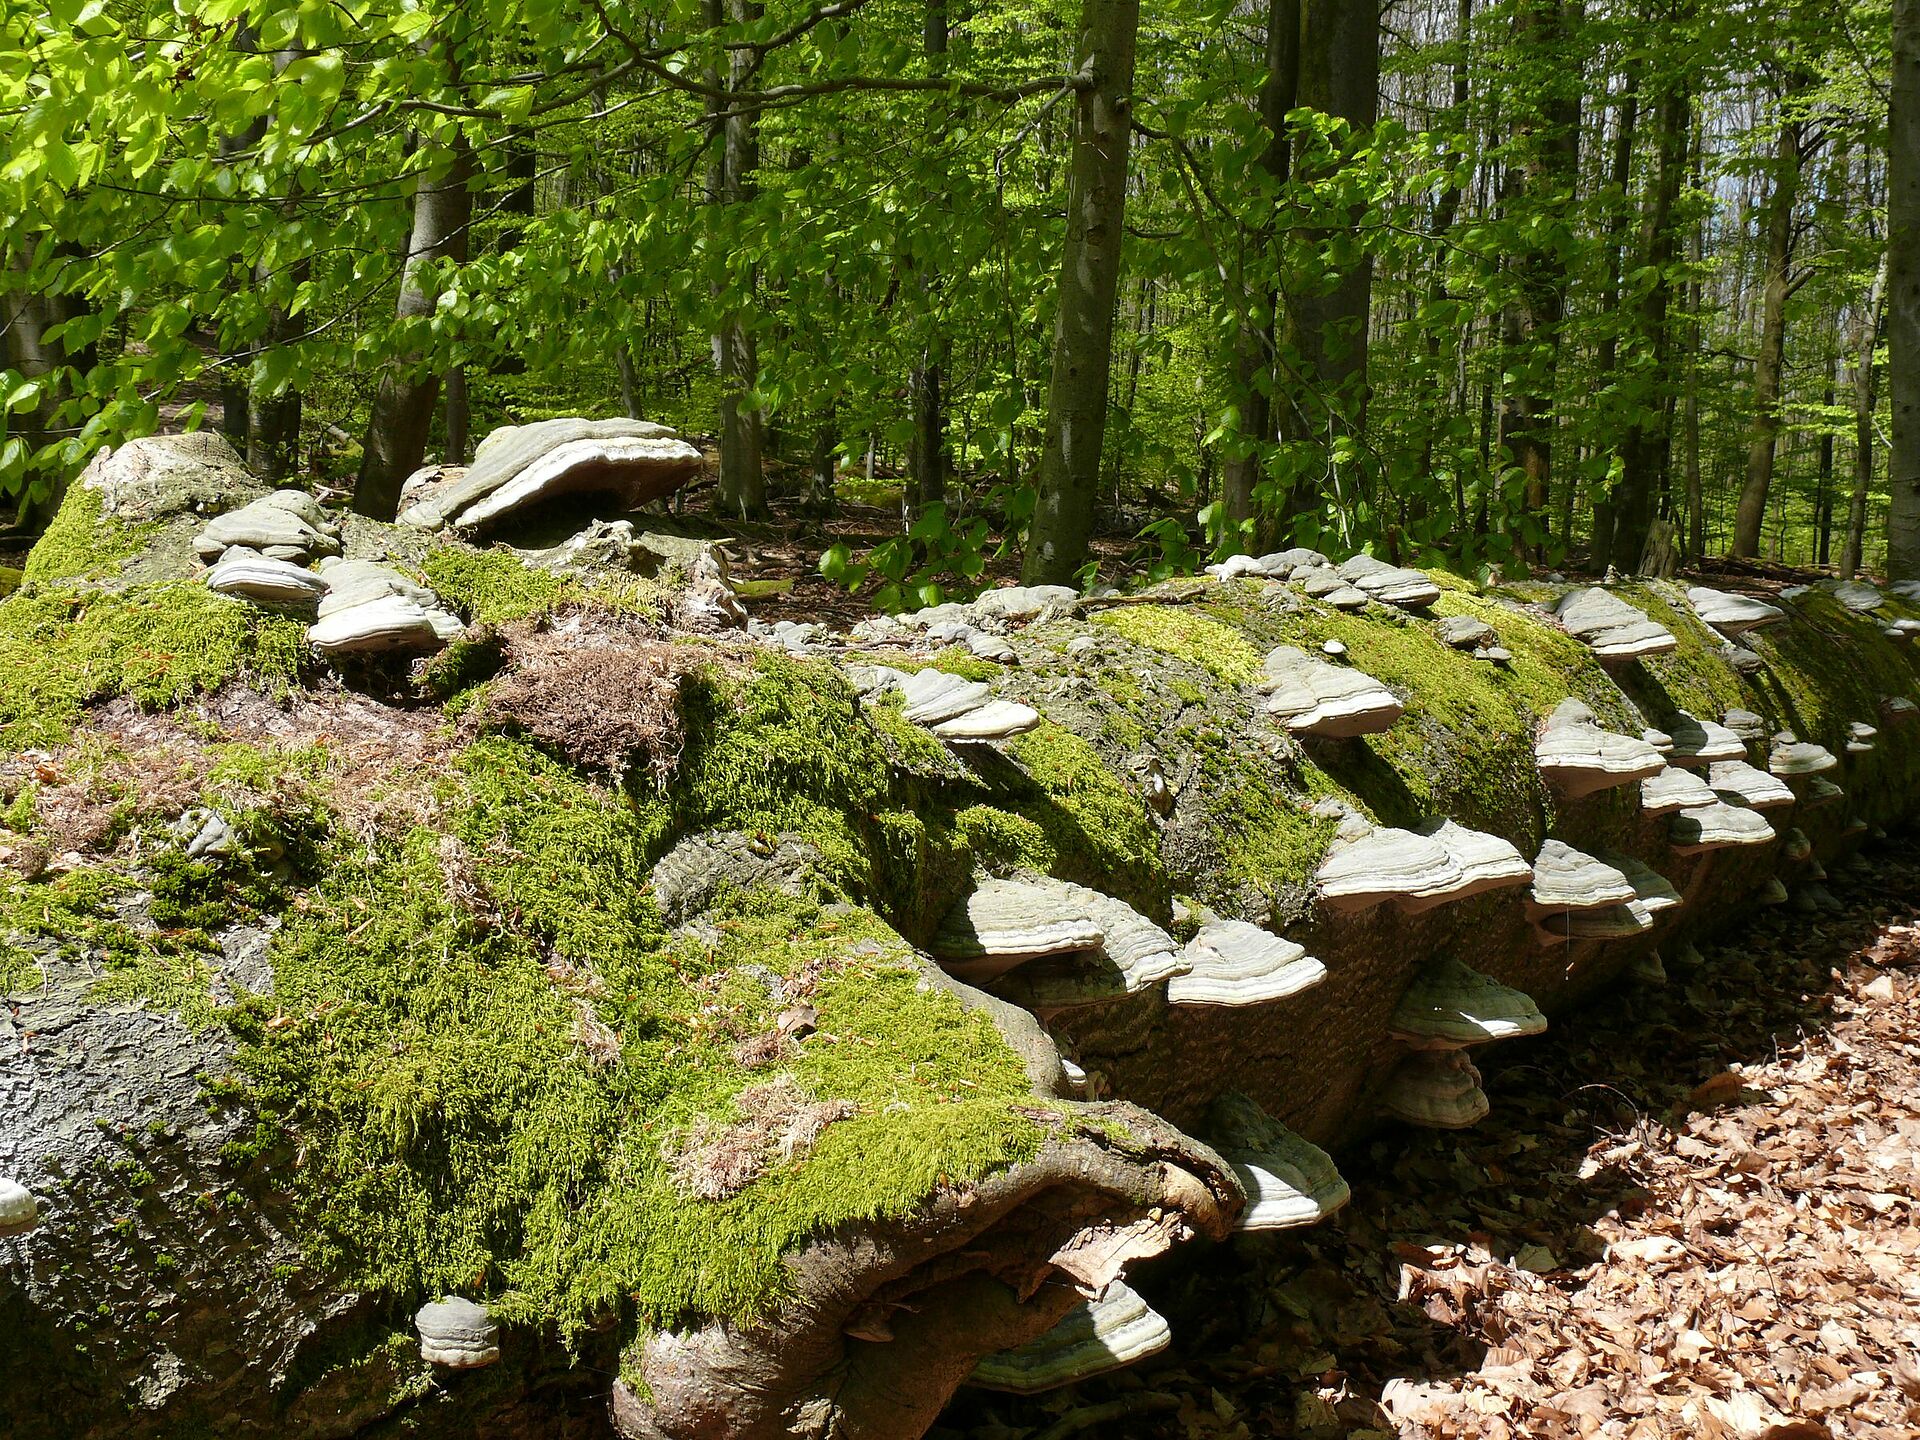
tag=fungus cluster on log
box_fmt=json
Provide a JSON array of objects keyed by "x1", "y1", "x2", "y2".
[{"x1": 6, "y1": 427, "x2": 1919, "y2": 1440}]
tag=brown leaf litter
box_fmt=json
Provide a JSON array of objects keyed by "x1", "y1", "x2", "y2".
[{"x1": 939, "y1": 845, "x2": 1920, "y2": 1440}]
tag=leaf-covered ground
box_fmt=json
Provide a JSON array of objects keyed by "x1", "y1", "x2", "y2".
[{"x1": 938, "y1": 843, "x2": 1920, "y2": 1440}]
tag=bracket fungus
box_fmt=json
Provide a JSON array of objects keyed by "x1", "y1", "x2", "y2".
[
  {"x1": 1829, "y1": 579, "x2": 1885, "y2": 614},
  {"x1": 194, "y1": 489, "x2": 341, "y2": 565},
  {"x1": 0, "y1": 1178, "x2": 41, "y2": 1237},
  {"x1": 1389, "y1": 958, "x2": 1547, "y2": 1048},
  {"x1": 969, "y1": 1281, "x2": 1172, "y2": 1394},
  {"x1": 398, "y1": 418, "x2": 702, "y2": 531},
  {"x1": 1664, "y1": 711, "x2": 1748, "y2": 767},
  {"x1": 1295, "y1": 566, "x2": 1371, "y2": 610},
  {"x1": 852, "y1": 665, "x2": 1041, "y2": 744},
  {"x1": 1707, "y1": 759, "x2": 1796, "y2": 811},
  {"x1": 1599, "y1": 849, "x2": 1682, "y2": 917},
  {"x1": 203, "y1": 548, "x2": 329, "y2": 614},
  {"x1": 1167, "y1": 919, "x2": 1327, "y2": 1007},
  {"x1": 1685, "y1": 586, "x2": 1785, "y2": 634},
  {"x1": 1535, "y1": 699, "x2": 1666, "y2": 796},
  {"x1": 1640, "y1": 765, "x2": 1720, "y2": 814},
  {"x1": 1781, "y1": 828, "x2": 1813, "y2": 863},
  {"x1": 1803, "y1": 775, "x2": 1847, "y2": 809},
  {"x1": 1208, "y1": 1093, "x2": 1350, "y2": 1231},
  {"x1": 1335, "y1": 554, "x2": 1442, "y2": 609},
  {"x1": 1760, "y1": 877, "x2": 1790, "y2": 905},
  {"x1": 1436, "y1": 615, "x2": 1497, "y2": 652},
  {"x1": 1847, "y1": 721, "x2": 1878, "y2": 754},
  {"x1": 1768, "y1": 734, "x2": 1839, "y2": 777},
  {"x1": 986, "y1": 883, "x2": 1187, "y2": 1011},
  {"x1": 1316, "y1": 818, "x2": 1530, "y2": 914},
  {"x1": 306, "y1": 564, "x2": 463, "y2": 655},
  {"x1": 1258, "y1": 645, "x2": 1403, "y2": 737},
  {"x1": 415, "y1": 1296, "x2": 501, "y2": 1369},
  {"x1": 1669, "y1": 801, "x2": 1775, "y2": 852},
  {"x1": 1528, "y1": 839, "x2": 1636, "y2": 913},
  {"x1": 929, "y1": 878, "x2": 1106, "y2": 982},
  {"x1": 1553, "y1": 587, "x2": 1677, "y2": 662},
  {"x1": 1628, "y1": 950, "x2": 1669, "y2": 986},
  {"x1": 1380, "y1": 1049, "x2": 1490, "y2": 1129}
]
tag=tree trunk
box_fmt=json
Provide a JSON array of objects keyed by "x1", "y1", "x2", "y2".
[
  {"x1": 1891, "y1": 0, "x2": 1920, "y2": 576},
  {"x1": 1587, "y1": 72, "x2": 1637, "y2": 567},
  {"x1": 353, "y1": 135, "x2": 475, "y2": 519},
  {"x1": 1496, "y1": 0, "x2": 1582, "y2": 560},
  {"x1": 708, "y1": 0, "x2": 768, "y2": 521},
  {"x1": 1020, "y1": 0, "x2": 1141, "y2": 586},
  {"x1": 1603, "y1": 69, "x2": 1688, "y2": 573},
  {"x1": 907, "y1": 0, "x2": 951, "y2": 518},
  {"x1": 1276, "y1": 0, "x2": 1381, "y2": 525},
  {"x1": 1815, "y1": 351, "x2": 1838, "y2": 567},
  {"x1": 1731, "y1": 116, "x2": 1803, "y2": 558},
  {"x1": 1843, "y1": 257, "x2": 1888, "y2": 579},
  {"x1": 1220, "y1": 0, "x2": 1300, "y2": 546}
]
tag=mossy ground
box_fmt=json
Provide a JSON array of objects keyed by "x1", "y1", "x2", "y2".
[
  {"x1": 17, "y1": 485, "x2": 155, "y2": 588},
  {"x1": 0, "y1": 583, "x2": 307, "y2": 749}
]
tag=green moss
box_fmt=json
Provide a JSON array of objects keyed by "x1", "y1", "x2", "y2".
[
  {"x1": 421, "y1": 545, "x2": 669, "y2": 628},
  {"x1": 19, "y1": 485, "x2": 155, "y2": 587},
  {"x1": 997, "y1": 723, "x2": 1166, "y2": 912},
  {"x1": 0, "y1": 565, "x2": 20, "y2": 598},
  {"x1": 421, "y1": 548, "x2": 568, "y2": 627},
  {"x1": 0, "y1": 864, "x2": 219, "y2": 1012},
  {"x1": 228, "y1": 754, "x2": 1040, "y2": 1338},
  {"x1": 954, "y1": 804, "x2": 1056, "y2": 873},
  {"x1": 0, "y1": 583, "x2": 308, "y2": 749},
  {"x1": 865, "y1": 689, "x2": 954, "y2": 773},
  {"x1": 1093, "y1": 605, "x2": 1262, "y2": 684}
]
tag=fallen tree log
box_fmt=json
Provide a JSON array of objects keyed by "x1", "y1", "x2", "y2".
[{"x1": 2, "y1": 433, "x2": 1916, "y2": 1439}]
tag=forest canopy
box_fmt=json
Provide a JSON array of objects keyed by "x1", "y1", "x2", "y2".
[{"x1": 0, "y1": 0, "x2": 1909, "y2": 596}]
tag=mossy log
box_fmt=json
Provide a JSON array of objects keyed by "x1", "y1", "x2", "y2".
[{"x1": 3, "y1": 434, "x2": 1917, "y2": 1439}]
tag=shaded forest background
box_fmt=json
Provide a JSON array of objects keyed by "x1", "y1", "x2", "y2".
[{"x1": 0, "y1": 0, "x2": 1910, "y2": 601}]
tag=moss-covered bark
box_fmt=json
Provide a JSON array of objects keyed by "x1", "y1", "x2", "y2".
[{"x1": 6, "y1": 436, "x2": 1920, "y2": 1440}]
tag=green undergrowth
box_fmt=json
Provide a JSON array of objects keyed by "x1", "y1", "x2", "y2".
[
  {"x1": 0, "y1": 583, "x2": 307, "y2": 749},
  {"x1": 220, "y1": 741, "x2": 1041, "y2": 1335}
]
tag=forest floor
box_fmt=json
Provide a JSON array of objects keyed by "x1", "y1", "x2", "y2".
[{"x1": 936, "y1": 843, "x2": 1920, "y2": 1440}]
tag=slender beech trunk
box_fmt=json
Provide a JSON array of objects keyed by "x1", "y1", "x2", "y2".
[
  {"x1": 1221, "y1": 0, "x2": 1299, "y2": 544},
  {"x1": 1890, "y1": 0, "x2": 1920, "y2": 576},
  {"x1": 1843, "y1": 257, "x2": 1889, "y2": 578},
  {"x1": 907, "y1": 0, "x2": 951, "y2": 516},
  {"x1": 353, "y1": 134, "x2": 474, "y2": 519},
  {"x1": 1731, "y1": 114, "x2": 1803, "y2": 557},
  {"x1": 1814, "y1": 355, "x2": 1837, "y2": 566},
  {"x1": 1681, "y1": 117, "x2": 1705, "y2": 560},
  {"x1": 1277, "y1": 0, "x2": 1381, "y2": 525},
  {"x1": 1496, "y1": 0, "x2": 1583, "y2": 559},
  {"x1": 1021, "y1": 0, "x2": 1141, "y2": 586},
  {"x1": 1602, "y1": 68, "x2": 1688, "y2": 573},
  {"x1": 708, "y1": 0, "x2": 768, "y2": 520},
  {"x1": 1415, "y1": 0, "x2": 1471, "y2": 496},
  {"x1": 1587, "y1": 72, "x2": 1637, "y2": 564}
]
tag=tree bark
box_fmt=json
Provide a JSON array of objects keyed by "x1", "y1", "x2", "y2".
[
  {"x1": 1275, "y1": 0, "x2": 1381, "y2": 526},
  {"x1": 1602, "y1": 67, "x2": 1688, "y2": 574},
  {"x1": 1587, "y1": 72, "x2": 1638, "y2": 566},
  {"x1": 353, "y1": 135, "x2": 474, "y2": 519},
  {"x1": 907, "y1": 0, "x2": 952, "y2": 518},
  {"x1": 1021, "y1": 0, "x2": 1141, "y2": 586},
  {"x1": 708, "y1": 0, "x2": 769, "y2": 521},
  {"x1": 1220, "y1": 0, "x2": 1300, "y2": 546},
  {"x1": 1843, "y1": 257, "x2": 1888, "y2": 579},
  {"x1": 1731, "y1": 114, "x2": 1803, "y2": 558},
  {"x1": 1496, "y1": 0, "x2": 1583, "y2": 560},
  {"x1": 1890, "y1": 0, "x2": 1920, "y2": 576}
]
